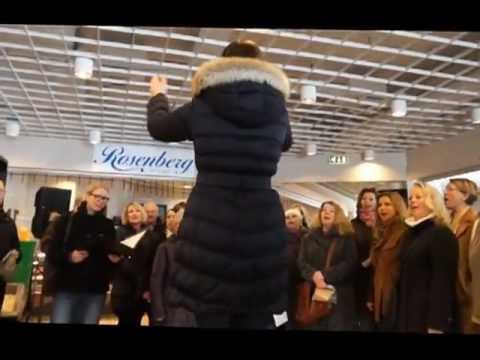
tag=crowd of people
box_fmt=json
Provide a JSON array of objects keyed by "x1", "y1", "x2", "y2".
[
  {"x1": 2, "y1": 175, "x2": 479, "y2": 334},
  {"x1": 1, "y1": 38, "x2": 480, "y2": 333},
  {"x1": 287, "y1": 180, "x2": 480, "y2": 334}
]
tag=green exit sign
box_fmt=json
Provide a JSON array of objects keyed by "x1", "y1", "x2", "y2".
[{"x1": 328, "y1": 154, "x2": 348, "y2": 165}]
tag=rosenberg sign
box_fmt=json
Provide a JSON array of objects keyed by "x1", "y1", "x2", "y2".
[{"x1": 92, "y1": 143, "x2": 197, "y2": 178}]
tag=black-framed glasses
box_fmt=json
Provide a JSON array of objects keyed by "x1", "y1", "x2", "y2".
[{"x1": 89, "y1": 192, "x2": 110, "y2": 202}]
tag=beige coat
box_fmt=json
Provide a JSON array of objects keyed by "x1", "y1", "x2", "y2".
[
  {"x1": 470, "y1": 215, "x2": 480, "y2": 329},
  {"x1": 453, "y1": 208, "x2": 478, "y2": 333}
]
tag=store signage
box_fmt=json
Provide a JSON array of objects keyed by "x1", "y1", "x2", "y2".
[
  {"x1": 92, "y1": 143, "x2": 197, "y2": 178},
  {"x1": 328, "y1": 154, "x2": 349, "y2": 165}
]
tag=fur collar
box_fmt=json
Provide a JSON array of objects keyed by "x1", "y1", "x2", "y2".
[{"x1": 191, "y1": 57, "x2": 290, "y2": 99}]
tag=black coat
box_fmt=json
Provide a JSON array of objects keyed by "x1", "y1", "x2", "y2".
[
  {"x1": 0, "y1": 207, "x2": 21, "y2": 286},
  {"x1": 45, "y1": 202, "x2": 117, "y2": 294},
  {"x1": 147, "y1": 57, "x2": 292, "y2": 314},
  {"x1": 111, "y1": 225, "x2": 161, "y2": 313},
  {"x1": 0, "y1": 208, "x2": 21, "y2": 262},
  {"x1": 351, "y1": 218, "x2": 374, "y2": 310},
  {"x1": 396, "y1": 218, "x2": 458, "y2": 333},
  {"x1": 298, "y1": 227, "x2": 358, "y2": 331},
  {"x1": 150, "y1": 235, "x2": 196, "y2": 327},
  {"x1": 150, "y1": 217, "x2": 166, "y2": 243},
  {"x1": 287, "y1": 227, "x2": 308, "y2": 327}
]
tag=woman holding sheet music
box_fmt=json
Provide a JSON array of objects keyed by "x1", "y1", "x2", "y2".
[{"x1": 110, "y1": 202, "x2": 161, "y2": 326}]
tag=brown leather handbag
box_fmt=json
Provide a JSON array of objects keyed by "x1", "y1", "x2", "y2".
[{"x1": 295, "y1": 239, "x2": 337, "y2": 328}]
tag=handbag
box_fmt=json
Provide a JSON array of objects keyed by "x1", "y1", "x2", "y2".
[
  {"x1": 296, "y1": 239, "x2": 337, "y2": 328},
  {"x1": 0, "y1": 250, "x2": 19, "y2": 282}
]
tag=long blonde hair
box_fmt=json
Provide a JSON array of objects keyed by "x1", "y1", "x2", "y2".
[
  {"x1": 312, "y1": 201, "x2": 354, "y2": 236},
  {"x1": 409, "y1": 182, "x2": 451, "y2": 227}
]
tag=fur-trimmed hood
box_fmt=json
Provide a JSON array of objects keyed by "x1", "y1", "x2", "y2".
[{"x1": 192, "y1": 57, "x2": 290, "y2": 99}]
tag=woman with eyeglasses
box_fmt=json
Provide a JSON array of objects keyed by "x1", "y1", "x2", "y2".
[{"x1": 45, "y1": 184, "x2": 120, "y2": 324}]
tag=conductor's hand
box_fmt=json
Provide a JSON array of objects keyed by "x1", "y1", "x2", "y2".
[{"x1": 150, "y1": 75, "x2": 168, "y2": 97}]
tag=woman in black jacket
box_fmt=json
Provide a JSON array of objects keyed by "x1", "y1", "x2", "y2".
[
  {"x1": 147, "y1": 41, "x2": 292, "y2": 329},
  {"x1": 46, "y1": 184, "x2": 119, "y2": 324},
  {"x1": 298, "y1": 201, "x2": 358, "y2": 331},
  {"x1": 351, "y1": 187, "x2": 377, "y2": 331},
  {"x1": 396, "y1": 182, "x2": 458, "y2": 333},
  {"x1": 0, "y1": 179, "x2": 21, "y2": 309},
  {"x1": 150, "y1": 202, "x2": 195, "y2": 327},
  {"x1": 111, "y1": 202, "x2": 161, "y2": 326},
  {"x1": 285, "y1": 205, "x2": 309, "y2": 329}
]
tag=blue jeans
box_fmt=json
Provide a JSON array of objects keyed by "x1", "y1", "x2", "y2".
[{"x1": 51, "y1": 292, "x2": 105, "y2": 324}]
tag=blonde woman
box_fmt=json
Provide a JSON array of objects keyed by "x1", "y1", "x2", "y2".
[
  {"x1": 297, "y1": 201, "x2": 358, "y2": 331},
  {"x1": 369, "y1": 192, "x2": 408, "y2": 331},
  {"x1": 46, "y1": 184, "x2": 119, "y2": 324},
  {"x1": 110, "y1": 202, "x2": 162, "y2": 326},
  {"x1": 396, "y1": 182, "x2": 458, "y2": 333},
  {"x1": 444, "y1": 178, "x2": 478, "y2": 333}
]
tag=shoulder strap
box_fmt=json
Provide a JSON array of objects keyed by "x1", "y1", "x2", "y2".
[
  {"x1": 471, "y1": 217, "x2": 480, "y2": 245},
  {"x1": 324, "y1": 239, "x2": 337, "y2": 271},
  {"x1": 63, "y1": 213, "x2": 74, "y2": 245}
]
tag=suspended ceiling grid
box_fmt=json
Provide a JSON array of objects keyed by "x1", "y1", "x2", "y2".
[{"x1": 0, "y1": 26, "x2": 479, "y2": 155}]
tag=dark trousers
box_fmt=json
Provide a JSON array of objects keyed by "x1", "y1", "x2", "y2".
[
  {"x1": 355, "y1": 308, "x2": 375, "y2": 331},
  {"x1": 115, "y1": 300, "x2": 150, "y2": 327},
  {"x1": 0, "y1": 279, "x2": 6, "y2": 312},
  {"x1": 195, "y1": 312, "x2": 275, "y2": 329}
]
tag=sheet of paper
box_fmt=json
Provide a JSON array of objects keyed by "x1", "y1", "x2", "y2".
[
  {"x1": 120, "y1": 230, "x2": 146, "y2": 249},
  {"x1": 273, "y1": 311, "x2": 288, "y2": 327}
]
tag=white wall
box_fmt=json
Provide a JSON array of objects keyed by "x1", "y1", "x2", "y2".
[
  {"x1": 0, "y1": 135, "x2": 408, "y2": 184},
  {"x1": 0, "y1": 135, "x2": 194, "y2": 181},
  {"x1": 0, "y1": 135, "x2": 409, "y2": 229},
  {"x1": 274, "y1": 152, "x2": 408, "y2": 183},
  {"x1": 276, "y1": 183, "x2": 357, "y2": 218},
  {"x1": 407, "y1": 127, "x2": 480, "y2": 181}
]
